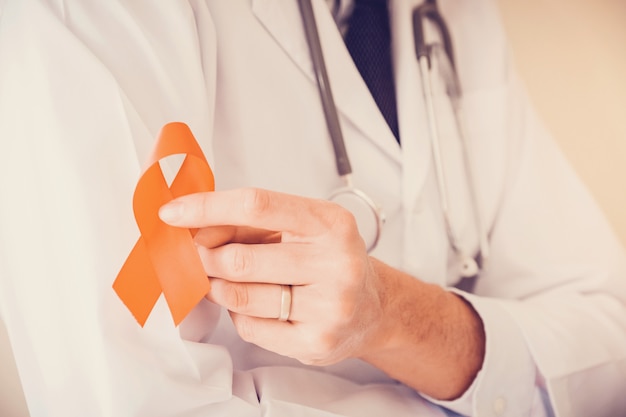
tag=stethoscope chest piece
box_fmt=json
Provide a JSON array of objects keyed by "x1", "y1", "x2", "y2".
[{"x1": 328, "y1": 182, "x2": 385, "y2": 253}]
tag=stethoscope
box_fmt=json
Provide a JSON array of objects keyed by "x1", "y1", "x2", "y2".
[{"x1": 297, "y1": 0, "x2": 489, "y2": 277}]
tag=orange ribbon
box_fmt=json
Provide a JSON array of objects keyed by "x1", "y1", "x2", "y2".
[{"x1": 113, "y1": 122, "x2": 212, "y2": 326}]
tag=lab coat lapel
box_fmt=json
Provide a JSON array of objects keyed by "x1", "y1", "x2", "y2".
[{"x1": 252, "y1": 0, "x2": 402, "y2": 163}]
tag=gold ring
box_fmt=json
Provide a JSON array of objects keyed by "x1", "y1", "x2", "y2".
[{"x1": 278, "y1": 285, "x2": 292, "y2": 322}]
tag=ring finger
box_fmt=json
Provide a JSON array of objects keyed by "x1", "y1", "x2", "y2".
[{"x1": 207, "y1": 278, "x2": 304, "y2": 321}]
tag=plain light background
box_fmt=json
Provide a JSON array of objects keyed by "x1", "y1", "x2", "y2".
[
  {"x1": 499, "y1": 0, "x2": 626, "y2": 245},
  {"x1": 1, "y1": 1, "x2": 625, "y2": 416}
]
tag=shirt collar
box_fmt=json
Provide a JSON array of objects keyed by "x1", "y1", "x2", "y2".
[{"x1": 326, "y1": 0, "x2": 355, "y2": 35}]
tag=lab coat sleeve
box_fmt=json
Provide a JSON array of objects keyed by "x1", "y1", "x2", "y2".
[
  {"x1": 440, "y1": 55, "x2": 626, "y2": 417},
  {"x1": 478, "y1": 73, "x2": 626, "y2": 417},
  {"x1": 0, "y1": 1, "x2": 259, "y2": 416}
]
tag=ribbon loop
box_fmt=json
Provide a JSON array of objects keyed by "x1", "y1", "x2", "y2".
[{"x1": 113, "y1": 122, "x2": 213, "y2": 326}]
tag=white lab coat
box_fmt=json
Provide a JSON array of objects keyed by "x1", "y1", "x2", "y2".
[{"x1": 0, "y1": 0, "x2": 625, "y2": 416}]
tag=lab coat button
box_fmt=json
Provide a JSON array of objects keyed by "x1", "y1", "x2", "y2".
[{"x1": 493, "y1": 397, "x2": 507, "y2": 416}]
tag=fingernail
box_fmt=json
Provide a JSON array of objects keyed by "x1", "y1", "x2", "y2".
[{"x1": 159, "y1": 201, "x2": 183, "y2": 223}]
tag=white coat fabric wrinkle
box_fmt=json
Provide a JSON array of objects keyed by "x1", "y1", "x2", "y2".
[{"x1": 1, "y1": 0, "x2": 625, "y2": 416}]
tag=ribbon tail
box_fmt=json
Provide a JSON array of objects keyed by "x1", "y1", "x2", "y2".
[
  {"x1": 149, "y1": 224, "x2": 211, "y2": 326},
  {"x1": 113, "y1": 237, "x2": 162, "y2": 326},
  {"x1": 162, "y1": 275, "x2": 210, "y2": 326}
]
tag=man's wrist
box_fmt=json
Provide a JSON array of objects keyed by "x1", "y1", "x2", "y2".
[{"x1": 357, "y1": 259, "x2": 486, "y2": 400}]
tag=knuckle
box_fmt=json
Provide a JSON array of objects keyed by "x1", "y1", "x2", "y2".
[
  {"x1": 222, "y1": 282, "x2": 250, "y2": 311},
  {"x1": 328, "y1": 298, "x2": 355, "y2": 329},
  {"x1": 225, "y1": 244, "x2": 254, "y2": 278},
  {"x1": 336, "y1": 206, "x2": 358, "y2": 227},
  {"x1": 328, "y1": 206, "x2": 360, "y2": 238},
  {"x1": 331, "y1": 253, "x2": 367, "y2": 292},
  {"x1": 319, "y1": 332, "x2": 339, "y2": 354},
  {"x1": 309, "y1": 333, "x2": 340, "y2": 364},
  {"x1": 292, "y1": 325, "x2": 347, "y2": 367},
  {"x1": 242, "y1": 188, "x2": 271, "y2": 218},
  {"x1": 199, "y1": 192, "x2": 212, "y2": 215},
  {"x1": 299, "y1": 356, "x2": 326, "y2": 367},
  {"x1": 339, "y1": 301, "x2": 359, "y2": 327}
]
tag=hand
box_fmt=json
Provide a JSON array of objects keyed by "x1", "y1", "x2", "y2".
[
  {"x1": 160, "y1": 187, "x2": 485, "y2": 400},
  {"x1": 159, "y1": 188, "x2": 387, "y2": 366}
]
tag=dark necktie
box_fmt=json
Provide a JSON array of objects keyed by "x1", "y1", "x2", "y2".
[{"x1": 344, "y1": 0, "x2": 400, "y2": 142}]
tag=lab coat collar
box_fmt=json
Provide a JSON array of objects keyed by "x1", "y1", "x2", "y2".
[{"x1": 252, "y1": 0, "x2": 402, "y2": 163}]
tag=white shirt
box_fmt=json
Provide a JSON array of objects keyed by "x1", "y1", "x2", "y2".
[{"x1": 0, "y1": 0, "x2": 625, "y2": 416}]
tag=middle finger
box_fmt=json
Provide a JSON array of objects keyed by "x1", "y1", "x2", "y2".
[{"x1": 197, "y1": 241, "x2": 329, "y2": 286}]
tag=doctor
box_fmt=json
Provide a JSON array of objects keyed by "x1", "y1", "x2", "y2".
[{"x1": 0, "y1": 1, "x2": 625, "y2": 417}]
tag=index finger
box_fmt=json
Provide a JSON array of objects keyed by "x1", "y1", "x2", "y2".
[{"x1": 159, "y1": 188, "x2": 340, "y2": 236}]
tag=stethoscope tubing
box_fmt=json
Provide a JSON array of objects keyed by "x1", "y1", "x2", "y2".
[
  {"x1": 450, "y1": 102, "x2": 490, "y2": 265},
  {"x1": 417, "y1": 55, "x2": 457, "y2": 250},
  {"x1": 413, "y1": 2, "x2": 490, "y2": 273},
  {"x1": 298, "y1": 0, "x2": 385, "y2": 253},
  {"x1": 298, "y1": 0, "x2": 352, "y2": 178},
  {"x1": 297, "y1": 0, "x2": 488, "y2": 273}
]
